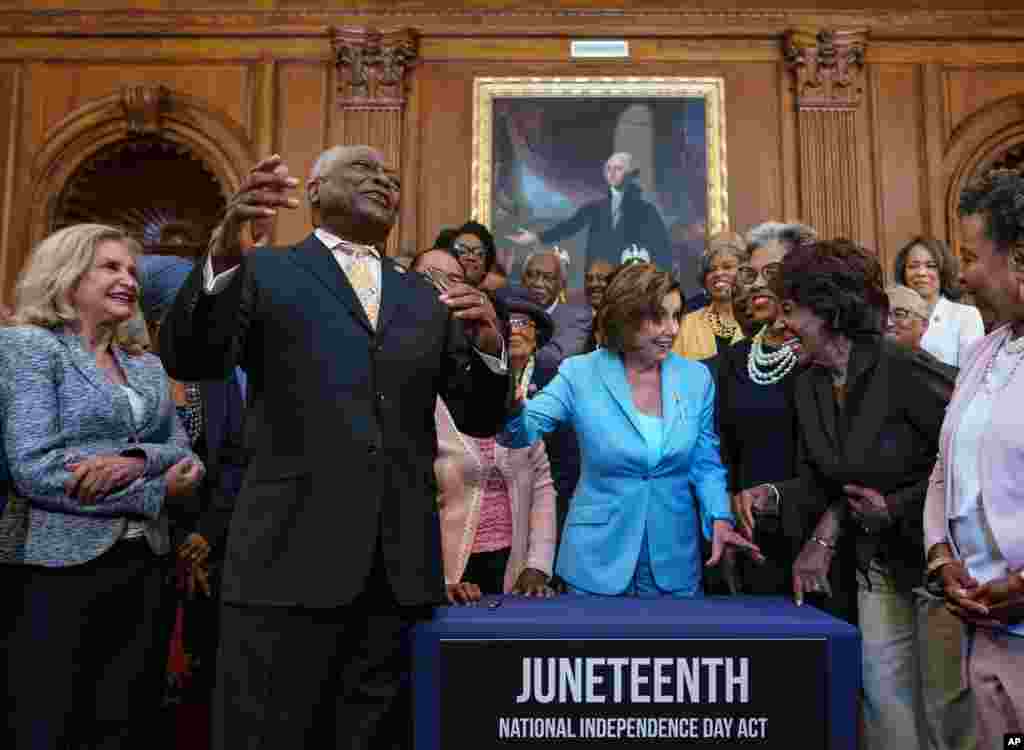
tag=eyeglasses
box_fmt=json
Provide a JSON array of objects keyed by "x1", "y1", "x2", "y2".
[
  {"x1": 452, "y1": 241, "x2": 487, "y2": 260},
  {"x1": 736, "y1": 262, "x2": 782, "y2": 286},
  {"x1": 888, "y1": 307, "x2": 925, "y2": 322},
  {"x1": 509, "y1": 314, "x2": 536, "y2": 330},
  {"x1": 585, "y1": 272, "x2": 611, "y2": 284},
  {"x1": 523, "y1": 269, "x2": 559, "y2": 285}
]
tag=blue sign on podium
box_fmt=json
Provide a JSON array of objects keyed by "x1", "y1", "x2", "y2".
[{"x1": 412, "y1": 596, "x2": 860, "y2": 749}]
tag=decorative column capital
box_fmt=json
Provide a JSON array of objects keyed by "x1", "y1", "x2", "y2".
[
  {"x1": 784, "y1": 28, "x2": 868, "y2": 111},
  {"x1": 120, "y1": 84, "x2": 171, "y2": 134},
  {"x1": 330, "y1": 26, "x2": 419, "y2": 111}
]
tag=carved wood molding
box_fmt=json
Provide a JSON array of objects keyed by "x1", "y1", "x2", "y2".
[
  {"x1": 23, "y1": 88, "x2": 254, "y2": 254},
  {"x1": 330, "y1": 26, "x2": 419, "y2": 110},
  {"x1": 3, "y1": 10, "x2": 1024, "y2": 38},
  {"x1": 120, "y1": 84, "x2": 170, "y2": 135},
  {"x1": 784, "y1": 28, "x2": 867, "y2": 111}
]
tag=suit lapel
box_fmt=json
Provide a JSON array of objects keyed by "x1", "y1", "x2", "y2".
[
  {"x1": 660, "y1": 357, "x2": 684, "y2": 449},
  {"x1": 116, "y1": 349, "x2": 164, "y2": 434},
  {"x1": 55, "y1": 330, "x2": 110, "y2": 395},
  {"x1": 812, "y1": 373, "x2": 839, "y2": 454},
  {"x1": 375, "y1": 259, "x2": 403, "y2": 335},
  {"x1": 287, "y1": 234, "x2": 373, "y2": 335},
  {"x1": 596, "y1": 349, "x2": 644, "y2": 440},
  {"x1": 842, "y1": 339, "x2": 889, "y2": 466}
]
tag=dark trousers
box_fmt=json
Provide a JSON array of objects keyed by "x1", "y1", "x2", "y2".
[
  {"x1": 8, "y1": 539, "x2": 175, "y2": 750},
  {"x1": 461, "y1": 547, "x2": 511, "y2": 595},
  {"x1": 212, "y1": 545, "x2": 431, "y2": 750}
]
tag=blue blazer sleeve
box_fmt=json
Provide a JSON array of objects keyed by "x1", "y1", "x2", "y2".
[
  {"x1": 0, "y1": 327, "x2": 180, "y2": 520},
  {"x1": 501, "y1": 359, "x2": 577, "y2": 449},
  {"x1": 687, "y1": 368, "x2": 733, "y2": 539}
]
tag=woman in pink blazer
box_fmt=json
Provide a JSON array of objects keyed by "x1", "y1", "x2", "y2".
[
  {"x1": 924, "y1": 170, "x2": 1024, "y2": 748},
  {"x1": 432, "y1": 284, "x2": 558, "y2": 601}
]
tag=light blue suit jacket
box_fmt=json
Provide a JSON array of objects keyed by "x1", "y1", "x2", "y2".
[
  {"x1": 0, "y1": 326, "x2": 198, "y2": 566},
  {"x1": 501, "y1": 348, "x2": 732, "y2": 596}
]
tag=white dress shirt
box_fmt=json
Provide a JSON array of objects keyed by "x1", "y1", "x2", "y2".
[{"x1": 203, "y1": 227, "x2": 506, "y2": 372}]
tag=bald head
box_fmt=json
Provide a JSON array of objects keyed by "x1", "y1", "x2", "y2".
[{"x1": 306, "y1": 144, "x2": 400, "y2": 245}]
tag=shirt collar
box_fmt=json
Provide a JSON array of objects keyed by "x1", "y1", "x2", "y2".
[
  {"x1": 314, "y1": 227, "x2": 380, "y2": 258},
  {"x1": 546, "y1": 300, "x2": 559, "y2": 315}
]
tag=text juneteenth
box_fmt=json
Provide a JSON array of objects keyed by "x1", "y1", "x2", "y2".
[{"x1": 514, "y1": 657, "x2": 751, "y2": 705}]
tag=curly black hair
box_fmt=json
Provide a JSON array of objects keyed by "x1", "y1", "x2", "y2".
[
  {"x1": 453, "y1": 220, "x2": 497, "y2": 273},
  {"x1": 958, "y1": 169, "x2": 1024, "y2": 256},
  {"x1": 770, "y1": 238, "x2": 888, "y2": 337}
]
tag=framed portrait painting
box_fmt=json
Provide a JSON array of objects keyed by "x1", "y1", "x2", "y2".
[{"x1": 472, "y1": 77, "x2": 728, "y2": 299}]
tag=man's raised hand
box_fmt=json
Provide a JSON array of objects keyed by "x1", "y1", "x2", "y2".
[{"x1": 212, "y1": 154, "x2": 300, "y2": 266}]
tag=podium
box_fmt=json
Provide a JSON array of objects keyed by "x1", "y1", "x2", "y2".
[{"x1": 412, "y1": 595, "x2": 860, "y2": 749}]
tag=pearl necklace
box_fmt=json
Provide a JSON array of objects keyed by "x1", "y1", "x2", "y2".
[
  {"x1": 982, "y1": 333, "x2": 1024, "y2": 394},
  {"x1": 706, "y1": 306, "x2": 737, "y2": 339},
  {"x1": 747, "y1": 325, "x2": 799, "y2": 385}
]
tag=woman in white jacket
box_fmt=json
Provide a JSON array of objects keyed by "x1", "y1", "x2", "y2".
[{"x1": 894, "y1": 236, "x2": 984, "y2": 366}]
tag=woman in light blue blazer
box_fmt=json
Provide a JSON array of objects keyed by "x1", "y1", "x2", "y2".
[
  {"x1": 502, "y1": 263, "x2": 761, "y2": 597},
  {"x1": 1, "y1": 225, "x2": 204, "y2": 750}
]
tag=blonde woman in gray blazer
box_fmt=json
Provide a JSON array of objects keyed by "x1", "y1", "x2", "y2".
[{"x1": 0, "y1": 224, "x2": 203, "y2": 750}]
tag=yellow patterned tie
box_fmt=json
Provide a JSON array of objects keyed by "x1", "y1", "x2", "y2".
[{"x1": 345, "y1": 247, "x2": 379, "y2": 328}]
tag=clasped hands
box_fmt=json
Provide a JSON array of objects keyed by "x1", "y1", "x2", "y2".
[
  {"x1": 446, "y1": 567, "x2": 555, "y2": 606},
  {"x1": 66, "y1": 455, "x2": 204, "y2": 504},
  {"x1": 932, "y1": 544, "x2": 1024, "y2": 627}
]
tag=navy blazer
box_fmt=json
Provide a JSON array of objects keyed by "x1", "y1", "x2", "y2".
[
  {"x1": 0, "y1": 326, "x2": 198, "y2": 566},
  {"x1": 158, "y1": 234, "x2": 510, "y2": 608},
  {"x1": 503, "y1": 349, "x2": 732, "y2": 595},
  {"x1": 534, "y1": 302, "x2": 593, "y2": 387}
]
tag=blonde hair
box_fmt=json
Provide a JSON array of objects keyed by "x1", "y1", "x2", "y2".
[{"x1": 9, "y1": 223, "x2": 149, "y2": 354}]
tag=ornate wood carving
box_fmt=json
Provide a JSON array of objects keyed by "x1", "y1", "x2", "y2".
[
  {"x1": 120, "y1": 85, "x2": 170, "y2": 135},
  {"x1": 784, "y1": 29, "x2": 867, "y2": 111},
  {"x1": 331, "y1": 26, "x2": 419, "y2": 111},
  {"x1": 54, "y1": 137, "x2": 226, "y2": 258},
  {"x1": 24, "y1": 88, "x2": 253, "y2": 256},
  {"x1": 785, "y1": 28, "x2": 869, "y2": 241},
  {"x1": 330, "y1": 27, "x2": 419, "y2": 255}
]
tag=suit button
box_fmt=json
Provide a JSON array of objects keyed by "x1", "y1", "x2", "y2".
[
  {"x1": 367, "y1": 445, "x2": 378, "y2": 455},
  {"x1": 377, "y1": 391, "x2": 385, "y2": 402}
]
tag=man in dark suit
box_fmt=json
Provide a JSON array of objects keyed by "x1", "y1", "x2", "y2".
[
  {"x1": 507, "y1": 152, "x2": 671, "y2": 272},
  {"x1": 517, "y1": 250, "x2": 589, "y2": 554},
  {"x1": 522, "y1": 250, "x2": 592, "y2": 386},
  {"x1": 159, "y1": 146, "x2": 509, "y2": 750}
]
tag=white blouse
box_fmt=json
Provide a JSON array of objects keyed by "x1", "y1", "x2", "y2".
[
  {"x1": 919, "y1": 295, "x2": 985, "y2": 368},
  {"x1": 949, "y1": 339, "x2": 1024, "y2": 636}
]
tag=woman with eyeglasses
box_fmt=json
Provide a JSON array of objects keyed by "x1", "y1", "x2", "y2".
[
  {"x1": 894, "y1": 236, "x2": 984, "y2": 366},
  {"x1": 673, "y1": 232, "x2": 747, "y2": 361},
  {"x1": 715, "y1": 223, "x2": 815, "y2": 596},
  {"x1": 450, "y1": 220, "x2": 497, "y2": 288},
  {"x1": 426, "y1": 278, "x2": 558, "y2": 603}
]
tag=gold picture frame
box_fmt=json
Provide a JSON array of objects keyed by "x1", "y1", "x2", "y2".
[{"x1": 472, "y1": 76, "x2": 728, "y2": 293}]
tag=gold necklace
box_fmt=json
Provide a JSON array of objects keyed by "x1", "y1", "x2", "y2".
[{"x1": 705, "y1": 306, "x2": 737, "y2": 339}]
